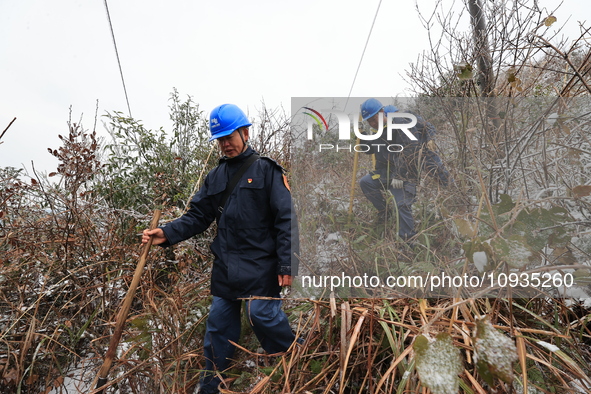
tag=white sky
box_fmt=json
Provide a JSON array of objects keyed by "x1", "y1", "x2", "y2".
[{"x1": 1, "y1": 0, "x2": 589, "y2": 174}]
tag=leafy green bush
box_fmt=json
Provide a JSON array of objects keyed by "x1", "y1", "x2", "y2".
[{"x1": 97, "y1": 89, "x2": 214, "y2": 214}]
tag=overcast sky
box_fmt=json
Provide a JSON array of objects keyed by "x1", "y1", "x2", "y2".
[{"x1": 1, "y1": 0, "x2": 589, "y2": 174}]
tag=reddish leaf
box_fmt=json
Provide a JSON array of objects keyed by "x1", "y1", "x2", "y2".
[
  {"x1": 572, "y1": 185, "x2": 591, "y2": 198},
  {"x1": 26, "y1": 373, "x2": 39, "y2": 385},
  {"x1": 4, "y1": 368, "x2": 18, "y2": 384}
]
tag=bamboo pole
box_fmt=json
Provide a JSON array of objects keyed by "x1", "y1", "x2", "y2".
[
  {"x1": 93, "y1": 209, "x2": 161, "y2": 393},
  {"x1": 348, "y1": 137, "x2": 361, "y2": 218}
]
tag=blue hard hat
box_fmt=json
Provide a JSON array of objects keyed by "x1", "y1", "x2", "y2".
[
  {"x1": 383, "y1": 104, "x2": 399, "y2": 114},
  {"x1": 209, "y1": 104, "x2": 252, "y2": 141},
  {"x1": 360, "y1": 98, "x2": 384, "y2": 120}
]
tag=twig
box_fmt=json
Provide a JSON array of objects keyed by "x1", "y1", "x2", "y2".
[
  {"x1": 534, "y1": 34, "x2": 591, "y2": 95},
  {"x1": 536, "y1": 220, "x2": 591, "y2": 232},
  {"x1": 0, "y1": 117, "x2": 16, "y2": 141}
]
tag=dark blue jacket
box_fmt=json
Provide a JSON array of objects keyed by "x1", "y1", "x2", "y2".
[
  {"x1": 366, "y1": 113, "x2": 450, "y2": 186},
  {"x1": 160, "y1": 147, "x2": 299, "y2": 300}
]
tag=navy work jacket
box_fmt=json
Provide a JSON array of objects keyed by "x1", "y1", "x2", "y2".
[
  {"x1": 160, "y1": 147, "x2": 298, "y2": 300},
  {"x1": 365, "y1": 113, "x2": 450, "y2": 186}
]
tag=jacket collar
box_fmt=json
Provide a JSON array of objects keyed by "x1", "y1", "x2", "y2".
[{"x1": 219, "y1": 146, "x2": 257, "y2": 165}]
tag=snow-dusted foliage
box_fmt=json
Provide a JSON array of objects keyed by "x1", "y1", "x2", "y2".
[
  {"x1": 414, "y1": 332, "x2": 463, "y2": 394},
  {"x1": 473, "y1": 317, "x2": 518, "y2": 385}
]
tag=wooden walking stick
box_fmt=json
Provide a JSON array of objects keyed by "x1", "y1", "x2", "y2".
[{"x1": 93, "y1": 209, "x2": 161, "y2": 393}]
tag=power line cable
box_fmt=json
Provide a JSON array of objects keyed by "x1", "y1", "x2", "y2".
[
  {"x1": 345, "y1": 0, "x2": 383, "y2": 111},
  {"x1": 103, "y1": 0, "x2": 133, "y2": 118}
]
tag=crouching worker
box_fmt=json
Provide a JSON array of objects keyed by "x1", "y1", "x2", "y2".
[
  {"x1": 142, "y1": 103, "x2": 299, "y2": 394},
  {"x1": 359, "y1": 98, "x2": 451, "y2": 241}
]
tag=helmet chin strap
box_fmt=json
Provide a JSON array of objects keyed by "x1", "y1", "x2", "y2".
[{"x1": 238, "y1": 128, "x2": 248, "y2": 154}]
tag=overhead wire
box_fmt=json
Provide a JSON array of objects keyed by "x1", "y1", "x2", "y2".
[
  {"x1": 346, "y1": 0, "x2": 382, "y2": 218},
  {"x1": 103, "y1": 0, "x2": 133, "y2": 118},
  {"x1": 345, "y1": 0, "x2": 383, "y2": 111}
]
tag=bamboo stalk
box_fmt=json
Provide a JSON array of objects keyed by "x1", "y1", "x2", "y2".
[
  {"x1": 93, "y1": 209, "x2": 161, "y2": 393},
  {"x1": 348, "y1": 138, "x2": 361, "y2": 219}
]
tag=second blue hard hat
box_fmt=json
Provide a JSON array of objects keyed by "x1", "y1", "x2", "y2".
[
  {"x1": 360, "y1": 98, "x2": 383, "y2": 120},
  {"x1": 209, "y1": 104, "x2": 252, "y2": 141},
  {"x1": 383, "y1": 104, "x2": 399, "y2": 114}
]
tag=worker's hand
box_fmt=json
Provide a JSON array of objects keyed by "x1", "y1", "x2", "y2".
[
  {"x1": 278, "y1": 275, "x2": 292, "y2": 287},
  {"x1": 390, "y1": 178, "x2": 404, "y2": 189},
  {"x1": 142, "y1": 228, "x2": 167, "y2": 246}
]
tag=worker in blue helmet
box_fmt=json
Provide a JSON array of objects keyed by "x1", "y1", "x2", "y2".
[
  {"x1": 142, "y1": 103, "x2": 300, "y2": 394},
  {"x1": 359, "y1": 98, "x2": 451, "y2": 240}
]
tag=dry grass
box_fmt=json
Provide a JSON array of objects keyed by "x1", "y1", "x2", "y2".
[
  {"x1": 247, "y1": 296, "x2": 591, "y2": 394},
  {"x1": 1, "y1": 153, "x2": 590, "y2": 394}
]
